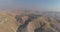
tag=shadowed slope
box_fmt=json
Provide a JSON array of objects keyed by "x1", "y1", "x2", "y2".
[{"x1": 16, "y1": 14, "x2": 60, "y2": 32}]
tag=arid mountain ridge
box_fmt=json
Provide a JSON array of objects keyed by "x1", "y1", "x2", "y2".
[{"x1": 0, "y1": 10, "x2": 60, "y2": 32}]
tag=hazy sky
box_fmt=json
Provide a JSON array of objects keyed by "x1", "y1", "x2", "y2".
[{"x1": 0, "y1": 0, "x2": 60, "y2": 11}]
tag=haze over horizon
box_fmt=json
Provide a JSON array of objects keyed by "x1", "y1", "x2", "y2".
[{"x1": 0, "y1": 0, "x2": 60, "y2": 11}]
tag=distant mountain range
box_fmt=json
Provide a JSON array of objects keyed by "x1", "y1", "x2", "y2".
[{"x1": 23, "y1": 10, "x2": 60, "y2": 22}]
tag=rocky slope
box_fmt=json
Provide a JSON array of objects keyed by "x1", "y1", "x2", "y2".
[
  {"x1": 16, "y1": 14, "x2": 60, "y2": 32},
  {"x1": 0, "y1": 13, "x2": 19, "y2": 32},
  {"x1": 0, "y1": 11, "x2": 60, "y2": 32}
]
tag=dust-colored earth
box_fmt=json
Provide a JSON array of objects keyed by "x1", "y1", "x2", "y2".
[
  {"x1": 0, "y1": 12, "x2": 19, "y2": 32},
  {"x1": 0, "y1": 10, "x2": 60, "y2": 32},
  {"x1": 16, "y1": 14, "x2": 60, "y2": 32}
]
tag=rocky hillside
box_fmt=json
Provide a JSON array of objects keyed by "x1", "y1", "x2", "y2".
[
  {"x1": 0, "y1": 11, "x2": 60, "y2": 32},
  {"x1": 0, "y1": 13, "x2": 19, "y2": 32},
  {"x1": 16, "y1": 14, "x2": 60, "y2": 32}
]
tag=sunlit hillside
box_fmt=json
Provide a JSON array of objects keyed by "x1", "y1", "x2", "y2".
[{"x1": 0, "y1": 12, "x2": 19, "y2": 32}]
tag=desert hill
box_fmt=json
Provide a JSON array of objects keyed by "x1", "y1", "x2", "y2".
[
  {"x1": 16, "y1": 14, "x2": 60, "y2": 32},
  {"x1": 0, "y1": 10, "x2": 60, "y2": 32},
  {"x1": 0, "y1": 13, "x2": 19, "y2": 32}
]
